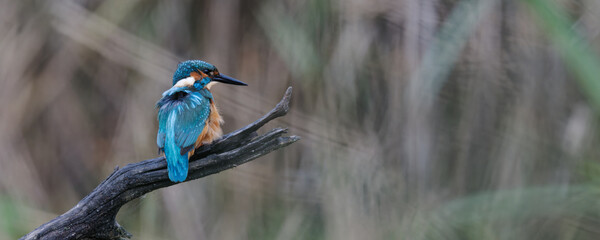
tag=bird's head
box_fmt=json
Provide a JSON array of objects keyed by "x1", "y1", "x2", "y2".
[{"x1": 172, "y1": 60, "x2": 247, "y2": 89}]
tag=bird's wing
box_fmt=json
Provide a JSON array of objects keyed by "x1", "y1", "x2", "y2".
[
  {"x1": 173, "y1": 93, "x2": 211, "y2": 151},
  {"x1": 157, "y1": 90, "x2": 211, "y2": 152},
  {"x1": 157, "y1": 89, "x2": 211, "y2": 182}
]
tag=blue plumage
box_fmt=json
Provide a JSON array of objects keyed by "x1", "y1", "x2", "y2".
[
  {"x1": 157, "y1": 60, "x2": 247, "y2": 182},
  {"x1": 157, "y1": 88, "x2": 211, "y2": 182},
  {"x1": 172, "y1": 60, "x2": 216, "y2": 85},
  {"x1": 164, "y1": 111, "x2": 188, "y2": 182}
]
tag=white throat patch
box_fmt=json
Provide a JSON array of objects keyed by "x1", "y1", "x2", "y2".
[
  {"x1": 206, "y1": 81, "x2": 217, "y2": 89},
  {"x1": 173, "y1": 76, "x2": 195, "y2": 88}
]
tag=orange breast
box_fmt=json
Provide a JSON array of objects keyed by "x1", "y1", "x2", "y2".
[{"x1": 189, "y1": 100, "x2": 223, "y2": 156}]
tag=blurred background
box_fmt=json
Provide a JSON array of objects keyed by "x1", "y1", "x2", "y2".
[{"x1": 2, "y1": 0, "x2": 600, "y2": 239}]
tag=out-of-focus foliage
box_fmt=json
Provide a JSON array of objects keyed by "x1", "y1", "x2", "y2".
[{"x1": 2, "y1": 0, "x2": 600, "y2": 239}]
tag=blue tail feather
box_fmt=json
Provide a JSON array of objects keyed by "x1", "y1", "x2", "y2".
[{"x1": 165, "y1": 111, "x2": 189, "y2": 182}]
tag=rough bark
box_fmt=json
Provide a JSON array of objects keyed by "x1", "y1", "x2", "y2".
[{"x1": 21, "y1": 87, "x2": 298, "y2": 240}]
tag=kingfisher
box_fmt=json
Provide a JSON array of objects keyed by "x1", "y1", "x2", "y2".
[{"x1": 156, "y1": 60, "x2": 247, "y2": 182}]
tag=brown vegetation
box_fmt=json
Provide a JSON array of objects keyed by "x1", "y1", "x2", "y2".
[{"x1": 1, "y1": 0, "x2": 600, "y2": 239}]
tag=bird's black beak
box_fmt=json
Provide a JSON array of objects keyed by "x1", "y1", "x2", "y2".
[{"x1": 213, "y1": 74, "x2": 247, "y2": 86}]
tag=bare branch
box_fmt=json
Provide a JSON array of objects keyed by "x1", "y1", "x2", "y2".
[{"x1": 21, "y1": 87, "x2": 298, "y2": 240}]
